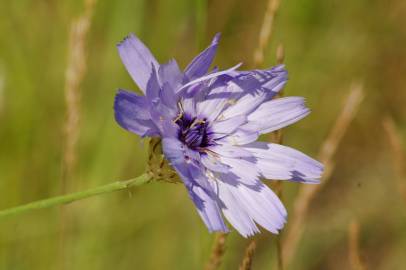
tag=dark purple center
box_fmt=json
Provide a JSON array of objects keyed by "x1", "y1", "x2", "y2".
[{"x1": 175, "y1": 114, "x2": 212, "y2": 150}]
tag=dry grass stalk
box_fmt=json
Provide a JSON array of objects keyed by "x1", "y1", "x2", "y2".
[
  {"x1": 276, "y1": 233, "x2": 284, "y2": 270},
  {"x1": 238, "y1": 239, "x2": 257, "y2": 270},
  {"x1": 253, "y1": 0, "x2": 282, "y2": 67},
  {"x1": 317, "y1": 83, "x2": 364, "y2": 163},
  {"x1": 275, "y1": 43, "x2": 284, "y2": 65},
  {"x1": 204, "y1": 233, "x2": 228, "y2": 270},
  {"x1": 59, "y1": 0, "x2": 96, "y2": 269},
  {"x1": 0, "y1": 70, "x2": 4, "y2": 115},
  {"x1": 62, "y1": 0, "x2": 96, "y2": 186},
  {"x1": 382, "y1": 116, "x2": 406, "y2": 203},
  {"x1": 282, "y1": 83, "x2": 364, "y2": 266},
  {"x1": 348, "y1": 220, "x2": 367, "y2": 270}
]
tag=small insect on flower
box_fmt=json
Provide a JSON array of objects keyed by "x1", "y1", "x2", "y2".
[{"x1": 114, "y1": 33, "x2": 323, "y2": 237}]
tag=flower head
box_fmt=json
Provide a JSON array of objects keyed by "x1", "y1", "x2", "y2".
[{"x1": 114, "y1": 33, "x2": 323, "y2": 237}]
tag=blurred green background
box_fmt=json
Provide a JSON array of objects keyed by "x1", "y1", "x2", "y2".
[{"x1": 0, "y1": 0, "x2": 405, "y2": 269}]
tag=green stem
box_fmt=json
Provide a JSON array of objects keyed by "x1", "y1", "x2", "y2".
[{"x1": 0, "y1": 173, "x2": 151, "y2": 219}]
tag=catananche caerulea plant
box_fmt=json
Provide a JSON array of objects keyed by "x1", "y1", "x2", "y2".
[{"x1": 114, "y1": 33, "x2": 323, "y2": 237}]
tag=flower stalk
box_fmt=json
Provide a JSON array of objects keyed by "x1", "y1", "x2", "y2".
[{"x1": 0, "y1": 173, "x2": 151, "y2": 219}]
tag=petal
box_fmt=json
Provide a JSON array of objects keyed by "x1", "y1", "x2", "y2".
[
  {"x1": 117, "y1": 34, "x2": 159, "y2": 93},
  {"x1": 243, "y1": 97, "x2": 310, "y2": 134},
  {"x1": 220, "y1": 175, "x2": 287, "y2": 234},
  {"x1": 159, "y1": 82, "x2": 179, "y2": 115},
  {"x1": 211, "y1": 115, "x2": 247, "y2": 138},
  {"x1": 161, "y1": 138, "x2": 229, "y2": 233},
  {"x1": 161, "y1": 137, "x2": 185, "y2": 165},
  {"x1": 214, "y1": 65, "x2": 288, "y2": 120},
  {"x1": 114, "y1": 89, "x2": 158, "y2": 136},
  {"x1": 145, "y1": 65, "x2": 161, "y2": 102},
  {"x1": 235, "y1": 182, "x2": 286, "y2": 233},
  {"x1": 178, "y1": 63, "x2": 242, "y2": 94},
  {"x1": 208, "y1": 144, "x2": 253, "y2": 158},
  {"x1": 220, "y1": 91, "x2": 267, "y2": 120},
  {"x1": 244, "y1": 142, "x2": 323, "y2": 183},
  {"x1": 186, "y1": 183, "x2": 229, "y2": 233},
  {"x1": 232, "y1": 65, "x2": 288, "y2": 97},
  {"x1": 157, "y1": 60, "x2": 183, "y2": 110},
  {"x1": 250, "y1": 65, "x2": 287, "y2": 95},
  {"x1": 260, "y1": 66, "x2": 288, "y2": 97},
  {"x1": 180, "y1": 96, "x2": 197, "y2": 116},
  {"x1": 185, "y1": 33, "x2": 221, "y2": 80},
  {"x1": 217, "y1": 180, "x2": 260, "y2": 237},
  {"x1": 145, "y1": 67, "x2": 178, "y2": 120},
  {"x1": 195, "y1": 88, "x2": 234, "y2": 122},
  {"x1": 158, "y1": 59, "x2": 183, "y2": 89},
  {"x1": 201, "y1": 154, "x2": 230, "y2": 173},
  {"x1": 141, "y1": 59, "x2": 182, "y2": 110},
  {"x1": 219, "y1": 158, "x2": 260, "y2": 186},
  {"x1": 217, "y1": 128, "x2": 259, "y2": 145},
  {"x1": 194, "y1": 77, "x2": 246, "y2": 122}
]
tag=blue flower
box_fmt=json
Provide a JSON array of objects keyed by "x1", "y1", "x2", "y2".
[{"x1": 114, "y1": 33, "x2": 323, "y2": 237}]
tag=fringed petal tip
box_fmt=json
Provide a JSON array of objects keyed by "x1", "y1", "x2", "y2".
[
  {"x1": 117, "y1": 33, "x2": 159, "y2": 93},
  {"x1": 116, "y1": 33, "x2": 135, "y2": 47}
]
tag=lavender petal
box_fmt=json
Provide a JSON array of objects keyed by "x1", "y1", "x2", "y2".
[
  {"x1": 185, "y1": 33, "x2": 221, "y2": 80},
  {"x1": 117, "y1": 34, "x2": 159, "y2": 93},
  {"x1": 114, "y1": 89, "x2": 158, "y2": 136},
  {"x1": 217, "y1": 180, "x2": 260, "y2": 237},
  {"x1": 243, "y1": 97, "x2": 310, "y2": 134},
  {"x1": 245, "y1": 141, "x2": 323, "y2": 183}
]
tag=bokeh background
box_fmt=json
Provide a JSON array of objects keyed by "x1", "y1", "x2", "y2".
[{"x1": 0, "y1": 0, "x2": 405, "y2": 269}]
